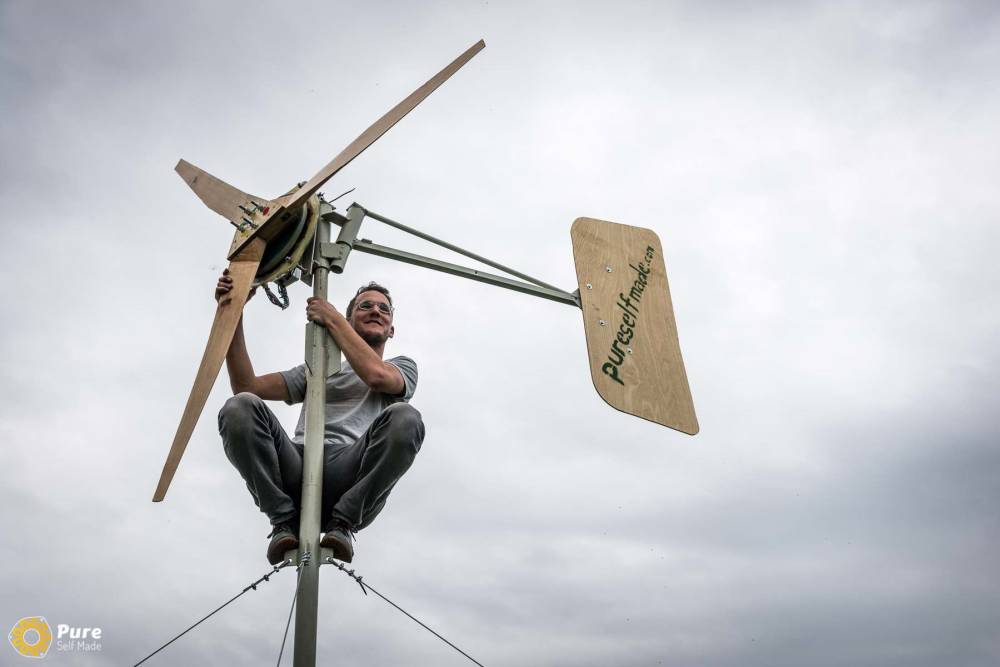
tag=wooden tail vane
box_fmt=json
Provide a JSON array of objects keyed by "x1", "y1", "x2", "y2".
[{"x1": 571, "y1": 218, "x2": 698, "y2": 434}]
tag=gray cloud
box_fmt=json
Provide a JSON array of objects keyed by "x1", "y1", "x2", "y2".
[{"x1": 2, "y1": 1, "x2": 998, "y2": 665}]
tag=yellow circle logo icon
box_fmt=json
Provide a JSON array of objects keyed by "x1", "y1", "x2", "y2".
[{"x1": 8, "y1": 617, "x2": 52, "y2": 659}]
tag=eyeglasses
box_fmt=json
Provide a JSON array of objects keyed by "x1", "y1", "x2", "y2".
[{"x1": 356, "y1": 300, "x2": 393, "y2": 315}]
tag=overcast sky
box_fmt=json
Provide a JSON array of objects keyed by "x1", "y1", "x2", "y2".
[{"x1": 2, "y1": 1, "x2": 999, "y2": 665}]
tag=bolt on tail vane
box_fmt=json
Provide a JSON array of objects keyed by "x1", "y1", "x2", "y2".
[{"x1": 153, "y1": 39, "x2": 486, "y2": 502}]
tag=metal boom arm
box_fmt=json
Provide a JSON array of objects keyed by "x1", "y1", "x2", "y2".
[{"x1": 319, "y1": 203, "x2": 580, "y2": 308}]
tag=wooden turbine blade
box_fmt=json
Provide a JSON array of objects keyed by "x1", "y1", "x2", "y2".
[
  {"x1": 227, "y1": 39, "x2": 485, "y2": 261},
  {"x1": 176, "y1": 159, "x2": 274, "y2": 223},
  {"x1": 281, "y1": 39, "x2": 485, "y2": 213},
  {"x1": 152, "y1": 238, "x2": 266, "y2": 502}
]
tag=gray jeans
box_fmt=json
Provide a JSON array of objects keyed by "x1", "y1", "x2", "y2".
[{"x1": 218, "y1": 393, "x2": 424, "y2": 531}]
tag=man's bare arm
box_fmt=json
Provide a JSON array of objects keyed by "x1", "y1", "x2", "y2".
[
  {"x1": 304, "y1": 296, "x2": 404, "y2": 395},
  {"x1": 217, "y1": 270, "x2": 290, "y2": 401}
]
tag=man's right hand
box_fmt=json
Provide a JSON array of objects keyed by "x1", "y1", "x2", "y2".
[{"x1": 215, "y1": 268, "x2": 255, "y2": 306}]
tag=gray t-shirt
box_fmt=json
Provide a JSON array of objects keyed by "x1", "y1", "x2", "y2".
[{"x1": 280, "y1": 355, "x2": 418, "y2": 447}]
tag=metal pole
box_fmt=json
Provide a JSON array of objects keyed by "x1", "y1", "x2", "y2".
[{"x1": 293, "y1": 216, "x2": 334, "y2": 667}]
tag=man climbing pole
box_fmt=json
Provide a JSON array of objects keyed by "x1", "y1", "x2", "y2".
[{"x1": 214, "y1": 270, "x2": 424, "y2": 564}]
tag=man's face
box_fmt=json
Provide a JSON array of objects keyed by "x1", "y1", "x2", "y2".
[{"x1": 349, "y1": 290, "x2": 395, "y2": 347}]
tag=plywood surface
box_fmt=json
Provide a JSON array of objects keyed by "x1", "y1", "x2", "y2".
[
  {"x1": 176, "y1": 159, "x2": 274, "y2": 225},
  {"x1": 283, "y1": 39, "x2": 485, "y2": 213},
  {"x1": 153, "y1": 238, "x2": 266, "y2": 501},
  {"x1": 571, "y1": 217, "x2": 698, "y2": 435},
  {"x1": 226, "y1": 40, "x2": 485, "y2": 260}
]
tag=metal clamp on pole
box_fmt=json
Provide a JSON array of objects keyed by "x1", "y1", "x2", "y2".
[
  {"x1": 318, "y1": 200, "x2": 349, "y2": 228},
  {"x1": 322, "y1": 203, "x2": 366, "y2": 274}
]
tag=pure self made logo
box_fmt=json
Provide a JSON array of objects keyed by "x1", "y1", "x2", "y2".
[
  {"x1": 601, "y1": 244, "x2": 656, "y2": 387},
  {"x1": 8, "y1": 617, "x2": 103, "y2": 658}
]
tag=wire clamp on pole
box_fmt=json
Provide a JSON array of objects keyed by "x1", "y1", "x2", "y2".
[{"x1": 326, "y1": 558, "x2": 369, "y2": 595}]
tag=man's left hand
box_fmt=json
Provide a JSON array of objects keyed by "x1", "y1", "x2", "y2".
[{"x1": 306, "y1": 296, "x2": 341, "y2": 328}]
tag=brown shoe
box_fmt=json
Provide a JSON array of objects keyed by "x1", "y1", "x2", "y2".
[
  {"x1": 266, "y1": 524, "x2": 299, "y2": 565},
  {"x1": 319, "y1": 519, "x2": 355, "y2": 563}
]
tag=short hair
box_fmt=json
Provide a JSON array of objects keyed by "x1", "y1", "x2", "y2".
[{"x1": 346, "y1": 281, "x2": 393, "y2": 318}]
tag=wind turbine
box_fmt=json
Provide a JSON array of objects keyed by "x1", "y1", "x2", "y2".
[{"x1": 153, "y1": 38, "x2": 697, "y2": 666}]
